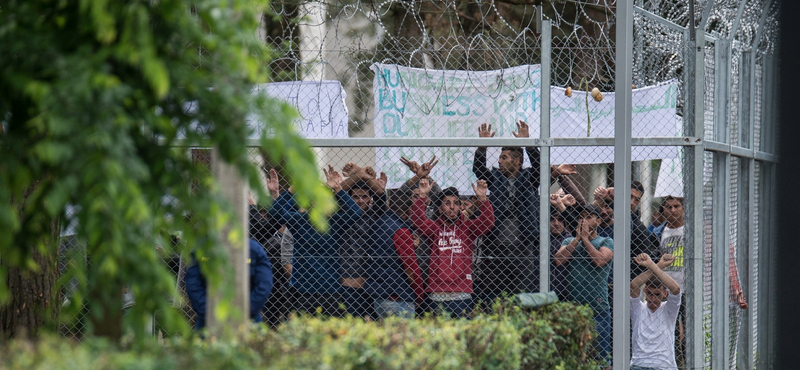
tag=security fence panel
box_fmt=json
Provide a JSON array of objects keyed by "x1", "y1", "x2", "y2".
[{"x1": 50, "y1": 1, "x2": 780, "y2": 369}]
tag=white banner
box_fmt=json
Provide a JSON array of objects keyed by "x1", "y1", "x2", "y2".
[
  {"x1": 654, "y1": 116, "x2": 685, "y2": 198},
  {"x1": 372, "y1": 63, "x2": 679, "y2": 191},
  {"x1": 249, "y1": 80, "x2": 349, "y2": 139}
]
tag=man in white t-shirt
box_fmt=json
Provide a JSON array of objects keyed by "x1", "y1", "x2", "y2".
[
  {"x1": 650, "y1": 196, "x2": 686, "y2": 367},
  {"x1": 629, "y1": 253, "x2": 680, "y2": 370}
]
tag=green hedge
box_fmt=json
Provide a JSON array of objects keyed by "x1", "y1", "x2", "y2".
[{"x1": 0, "y1": 301, "x2": 598, "y2": 370}]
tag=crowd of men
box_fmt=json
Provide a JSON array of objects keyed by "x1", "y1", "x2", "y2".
[{"x1": 184, "y1": 120, "x2": 749, "y2": 368}]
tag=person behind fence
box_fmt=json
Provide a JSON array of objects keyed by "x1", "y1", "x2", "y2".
[
  {"x1": 550, "y1": 187, "x2": 581, "y2": 231},
  {"x1": 410, "y1": 177, "x2": 494, "y2": 318},
  {"x1": 185, "y1": 238, "x2": 274, "y2": 330},
  {"x1": 629, "y1": 253, "x2": 680, "y2": 370},
  {"x1": 365, "y1": 187, "x2": 424, "y2": 318},
  {"x1": 554, "y1": 204, "x2": 614, "y2": 364},
  {"x1": 398, "y1": 155, "x2": 442, "y2": 315},
  {"x1": 399, "y1": 156, "x2": 443, "y2": 221},
  {"x1": 472, "y1": 120, "x2": 542, "y2": 308},
  {"x1": 650, "y1": 195, "x2": 686, "y2": 367},
  {"x1": 248, "y1": 171, "x2": 288, "y2": 327},
  {"x1": 547, "y1": 202, "x2": 571, "y2": 301},
  {"x1": 268, "y1": 165, "x2": 362, "y2": 317},
  {"x1": 472, "y1": 122, "x2": 586, "y2": 308},
  {"x1": 593, "y1": 182, "x2": 662, "y2": 280},
  {"x1": 593, "y1": 182, "x2": 662, "y2": 350},
  {"x1": 338, "y1": 162, "x2": 389, "y2": 319}
]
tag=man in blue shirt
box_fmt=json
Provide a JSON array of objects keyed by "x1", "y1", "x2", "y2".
[{"x1": 185, "y1": 238, "x2": 274, "y2": 329}]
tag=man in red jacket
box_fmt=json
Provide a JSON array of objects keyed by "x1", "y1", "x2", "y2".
[{"x1": 410, "y1": 177, "x2": 495, "y2": 318}]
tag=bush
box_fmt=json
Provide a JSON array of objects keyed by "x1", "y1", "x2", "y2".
[
  {"x1": 0, "y1": 301, "x2": 596, "y2": 370},
  {"x1": 493, "y1": 300, "x2": 599, "y2": 370}
]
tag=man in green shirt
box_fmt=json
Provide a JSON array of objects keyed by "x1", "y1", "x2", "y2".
[{"x1": 555, "y1": 204, "x2": 614, "y2": 365}]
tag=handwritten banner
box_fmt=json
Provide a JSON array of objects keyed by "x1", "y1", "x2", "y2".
[
  {"x1": 372, "y1": 63, "x2": 678, "y2": 192},
  {"x1": 249, "y1": 80, "x2": 349, "y2": 139}
]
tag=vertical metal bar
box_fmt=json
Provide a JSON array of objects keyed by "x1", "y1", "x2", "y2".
[
  {"x1": 745, "y1": 44, "x2": 759, "y2": 370},
  {"x1": 756, "y1": 54, "x2": 777, "y2": 370},
  {"x1": 711, "y1": 40, "x2": 732, "y2": 368},
  {"x1": 535, "y1": 5, "x2": 543, "y2": 34},
  {"x1": 687, "y1": 28, "x2": 707, "y2": 370},
  {"x1": 734, "y1": 158, "x2": 749, "y2": 368},
  {"x1": 539, "y1": 20, "x2": 552, "y2": 294},
  {"x1": 712, "y1": 150, "x2": 731, "y2": 370},
  {"x1": 714, "y1": 40, "x2": 729, "y2": 143},
  {"x1": 755, "y1": 162, "x2": 772, "y2": 370},
  {"x1": 744, "y1": 159, "x2": 756, "y2": 369},
  {"x1": 739, "y1": 52, "x2": 752, "y2": 149},
  {"x1": 613, "y1": 0, "x2": 633, "y2": 368},
  {"x1": 756, "y1": 163, "x2": 770, "y2": 370},
  {"x1": 763, "y1": 54, "x2": 776, "y2": 154}
]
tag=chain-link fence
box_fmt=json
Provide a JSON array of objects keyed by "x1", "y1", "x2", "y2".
[{"x1": 56, "y1": 0, "x2": 779, "y2": 368}]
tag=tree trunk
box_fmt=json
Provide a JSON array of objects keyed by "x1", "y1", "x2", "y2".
[{"x1": 0, "y1": 184, "x2": 61, "y2": 339}]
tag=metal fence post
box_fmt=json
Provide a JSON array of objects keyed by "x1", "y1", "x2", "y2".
[
  {"x1": 539, "y1": 20, "x2": 552, "y2": 294},
  {"x1": 711, "y1": 38, "x2": 732, "y2": 370},
  {"x1": 613, "y1": 1, "x2": 633, "y2": 368},
  {"x1": 686, "y1": 27, "x2": 706, "y2": 370}
]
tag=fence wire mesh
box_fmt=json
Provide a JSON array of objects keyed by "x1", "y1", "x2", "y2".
[
  {"x1": 53, "y1": 0, "x2": 779, "y2": 369},
  {"x1": 702, "y1": 149, "x2": 715, "y2": 369}
]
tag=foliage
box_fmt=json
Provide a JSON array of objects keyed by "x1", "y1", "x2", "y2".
[
  {"x1": 492, "y1": 299, "x2": 600, "y2": 370},
  {"x1": 0, "y1": 301, "x2": 596, "y2": 370},
  {"x1": 251, "y1": 314, "x2": 523, "y2": 370},
  {"x1": 0, "y1": 0, "x2": 333, "y2": 339}
]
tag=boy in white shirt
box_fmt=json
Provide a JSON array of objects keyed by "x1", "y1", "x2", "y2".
[{"x1": 629, "y1": 253, "x2": 680, "y2": 370}]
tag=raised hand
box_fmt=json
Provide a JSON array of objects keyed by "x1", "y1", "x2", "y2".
[
  {"x1": 634, "y1": 253, "x2": 654, "y2": 267},
  {"x1": 342, "y1": 162, "x2": 360, "y2": 177},
  {"x1": 593, "y1": 186, "x2": 606, "y2": 199},
  {"x1": 363, "y1": 166, "x2": 377, "y2": 179},
  {"x1": 478, "y1": 123, "x2": 495, "y2": 138},
  {"x1": 399, "y1": 156, "x2": 421, "y2": 174},
  {"x1": 561, "y1": 194, "x2": 577, "y2": 207},
  {"x1": 555, "y1": 164, "x2": 577, "y2": 175},
  {"x1": 550, "y1": 194, "x2": 566, "y2": 212},
  {"x1": 376, "y1": 171, "x2": 388, "y2": 190},
  {"x1": 472, "y1": 180, "x2": 488, "y2": 201},
  {"x1": 323, "y1": 165, "x2": 343, "y2": 192},
  {"x1": 511, "y1": 120, "x2": 530, "y2": 138},
  {"x1": 578, "y1": 219, "x2": 591, "y2": 240},
  {"x1": 418, "y1": 156, "x2": 439, "y2": 178},
  {"x1": 266, "y1": 168, "x2": 281, "y2": 200},
  {"x1": 657, "y1": 254, "x2": 675, "y2": 268},
  {"x1": 417, "y1": 177, "x2": 432, "y2": 198},
  {"x1": 594, "y1": 186, "x2": 614, "y2": 200}
]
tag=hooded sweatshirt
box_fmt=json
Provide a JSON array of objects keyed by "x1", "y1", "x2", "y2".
[{"x1": 410, "y1": 197, "x2": 494, "y2": 294}]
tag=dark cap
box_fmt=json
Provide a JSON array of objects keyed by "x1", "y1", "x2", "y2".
[{"x1": 576, "y1": 204, "x2": 601, "y2": 218}]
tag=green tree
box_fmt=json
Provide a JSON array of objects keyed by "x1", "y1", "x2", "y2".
[{"x1": 0, "y1": 0, "x2": 333, "y2": 340}]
